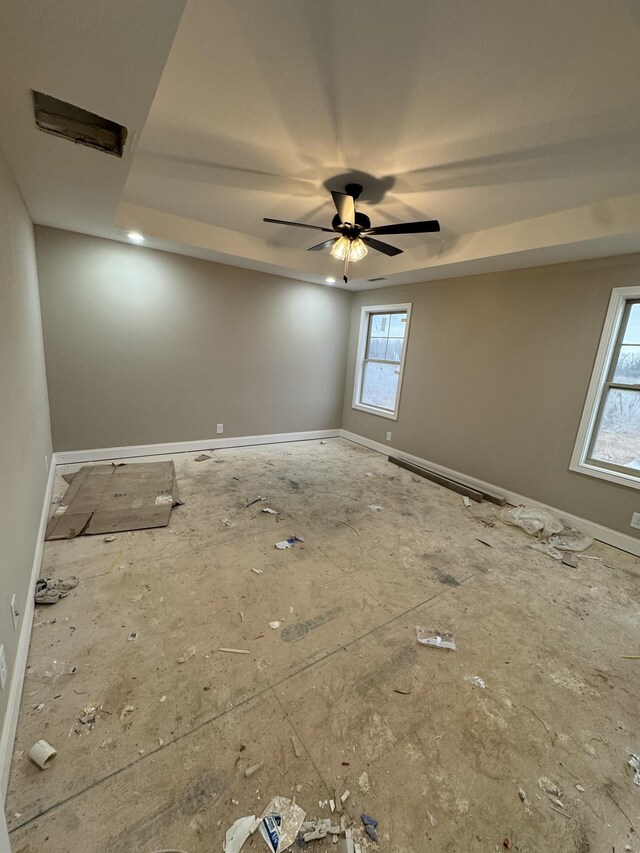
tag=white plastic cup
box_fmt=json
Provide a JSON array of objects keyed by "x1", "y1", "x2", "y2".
[{"x1": 28, "y1": 739, "x2": 57, "y2": 770}]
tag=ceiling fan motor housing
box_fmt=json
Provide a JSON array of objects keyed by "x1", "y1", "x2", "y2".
[
  {"x1": 344, "y1": 182, "x2": 364, "y2": 200},
  {"x1": 331, "y1": 211, "x2": 371, "y2": 235}
]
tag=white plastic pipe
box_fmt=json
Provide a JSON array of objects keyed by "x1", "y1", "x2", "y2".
[{"x1": 28, "y1": 739, "x2": 57, "y2": 770}]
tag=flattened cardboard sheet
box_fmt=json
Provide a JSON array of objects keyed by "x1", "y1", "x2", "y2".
[{"x1": 46, "y1": 461, "x2": 181, "y2": 539}]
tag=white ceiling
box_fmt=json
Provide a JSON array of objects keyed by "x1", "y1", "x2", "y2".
[
  {"x1": 0, "y1": 0, "x2": 186, "y2": 238},
  {"x1": 3, "y1": 0, "x2": 640, "y2": 289}
]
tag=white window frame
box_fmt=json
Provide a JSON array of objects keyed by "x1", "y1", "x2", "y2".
[
  {"x1": 570, "y1": 285, "x2": 640, "y2": 490},
  {"x1": 352, "y1": 302, "x2": 412, "y2": 421}
]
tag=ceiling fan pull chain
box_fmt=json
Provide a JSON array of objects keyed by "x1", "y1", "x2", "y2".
[{"x1": 343, "y1": 255, "x2": 349, "y2": 284}]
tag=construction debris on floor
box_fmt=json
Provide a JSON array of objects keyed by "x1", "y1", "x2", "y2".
[
  {"x1": 501, "y1": 504, "x2": 593, "y2": 561},
  {"x1": 6, "y1": 440, "x2": 640, "y2": 853},
  {"x1": 45, "y1": 461, "x2": 182, "y2": 539},
  {"x1": 34, "y1": 575, "x2": 79, "y2": 605},
  {"x1": 27, "y1": 739, "x2": 57, "y2": 770}
]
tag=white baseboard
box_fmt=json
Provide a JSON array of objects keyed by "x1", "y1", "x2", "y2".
[
  {"x1": 340, "y1": 429, "x2": 640, "y2": 558},
  {"x1": 54, "y1": 429, "x2": 341, "y2": 465},
  {"x1": 0, "y1": 458, "x2": 56, "y2": 801}
]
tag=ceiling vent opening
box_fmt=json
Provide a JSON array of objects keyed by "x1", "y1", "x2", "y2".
[
  {"x1": 367, "y1": 276, "x2": 387, "y2": 282},
  {"x1": 31, "y1": 91, "x2": 127, "y2": 157}
]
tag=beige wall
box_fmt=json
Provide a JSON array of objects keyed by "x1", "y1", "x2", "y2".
[
  {"x1": 33, "y1": 225, "x2": 640, "y2": 541},
  {"x1": 342, "y1": 256, "x2": 640, "y2": 540},
  {"x1": 0, "y1": 151, "x2": 52, "y2": 751},
  {"x1": 36, "y1": 228, "x2": 351, "y2": 451}
]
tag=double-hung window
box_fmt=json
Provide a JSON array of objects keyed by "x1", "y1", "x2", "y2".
[
  {"x1": 352, "y1": 303, "x2": 411, "y2": 420},
  {"x1": 571, "y1": 286, "x2": 640, "y2": 488}
]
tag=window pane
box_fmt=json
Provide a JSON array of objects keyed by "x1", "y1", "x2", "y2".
[
  {"x1": 623, "y1": 303, "x2": 640, "y2": 344},
  {"x1": 389, "y1": 312, "x2": 407, "y2": 337},
  {"x1": 612, "y1": 345, "x2": 640, "y2": 384},
  {"x1": 367, "y1": 337, "x2": 387, "y2": 359},
  {"x1": 386, "y1": 337, "x2": 404, "y2": 362},
  {"x1": 591, "y1": 388, "x2": 640, "y2": 468},
  {"x1": 361, "y1": 361, "x2": 400, "y2": 411},
  {"x1": 370, "y1": 314, "x2": 390, "y2": 337}
]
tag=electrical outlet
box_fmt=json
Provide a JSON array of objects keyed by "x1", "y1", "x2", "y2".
[
  {"x1": 217, "y1": 424, "x2": 223, "y2": 434},
  {"x1": 386, "y1": 431, "x2": 392, "y2": 441},
  {"x1": 0, "y1": 645, "x2": 6, "y2": 691},
  {"x1": 10, "y1": 593, "x2": 18, "y2": 630},
  {"x1": 631, "y1": 512, "x2": 640, "y2": 530}
]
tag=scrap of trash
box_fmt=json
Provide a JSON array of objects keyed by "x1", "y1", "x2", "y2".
[
  {"x1": 416, "y1": 627, "x2": 457, "y2": 650},
  {"x1": 538, "y1": 777, "x2": 567, "y2": 812},
  {"x1": 119, "y1": 704, "x2": 134, "y2": 722},
  {"x1": 275, "y1": 536, "x2": 304, "y2": 550},
  {"x1": 28, "y1": 739, "x2": 57, "y2": 770},
  {"x1": 73, "y1": 704, "x2": 101, "y2": 735},
  {"x1": 34, "y1": 576, "x2": 79, "y2": 605},
  {"x1": 177, "y1": 645, "x2": 196, "y2": 663},
  {"x1": 224, "y1": 793, "x2": 373, "y2": 852},
  {"x1": 629, "y1": 753, "x2": 640, "y2": 786},
  {"x1": 225, "y1": 814, "x2": 259, "y2": 853},
  {"x1": 361, "y1": 812, "x2": 378, "y2": 842},
  {"x1": 465, "y1": 675, "x2": 486, "y2": 688},
  {"x1": 259, "y1": 796, "x2": 306, "y2": 852},
  {"x1": 518, "y1": 787, "x2": 531, "y2": 813},
  {"x1": 500, "y1": 505, "x2": 592, "y2": 561},
  {"x1": 31, "y1": 659, "x2": 77, "y2": 684}
]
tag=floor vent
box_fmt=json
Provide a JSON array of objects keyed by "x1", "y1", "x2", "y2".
[{"x1": 31, "y1": 91, "x2": 127, "y2": 157}]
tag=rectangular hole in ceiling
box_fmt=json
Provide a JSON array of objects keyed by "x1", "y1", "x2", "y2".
[
  {"x1": 368, "y1": 277, "x2": 387, "y2": 282},
  {"x1": 31, "y1": 91, "x2": 127, "y2": 157}
]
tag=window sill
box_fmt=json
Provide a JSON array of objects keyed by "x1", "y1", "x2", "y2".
[
  {"x1": 352, "y1": 402, "x2": 398, "y2": 421},
  {"x1": 569, "y1": 459, "x2": 640, "y2": 491}
]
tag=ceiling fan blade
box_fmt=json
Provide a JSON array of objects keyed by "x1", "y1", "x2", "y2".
[
  {"x1": 308, "y1": 238, "x2": 338, "y2": 252},
  {"x1": 362, "y1": 237, "x2": 403, "y2": 257},
  {"x1": 331, "y1": 191, "x2": 356, "y2": 226},
  {"x1": 365, "y1": 219, "x2": 440, "y2": 235},
  {"x1": 263, "y1": 217, "x2": 334, "y2": 232}
]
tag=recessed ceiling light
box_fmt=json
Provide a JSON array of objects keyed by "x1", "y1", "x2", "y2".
[
  {"x1": 128, "y1": 231, "x2": 144, "y2": 244},
  {"x1": 325, "y1": 277, "x2": 336, "y2": 284}
]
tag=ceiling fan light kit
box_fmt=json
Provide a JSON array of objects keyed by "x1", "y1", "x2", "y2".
[
  {"x1": 263, "y1": 182, "x2": 440, "y2": 284},
  {"x1": 330, "y1": 235, "x2": 368, "y2": 261}
]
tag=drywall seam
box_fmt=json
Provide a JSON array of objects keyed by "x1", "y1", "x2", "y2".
[
  {"x1": 0, "y1": 459, "x2": 56, "y2": 801},
  {"x1": 54, "y1": 429, "x2": 342, "y2": 465},
  {"x1": 341, "y1": 429, "x2": 640, "y2": 558}
]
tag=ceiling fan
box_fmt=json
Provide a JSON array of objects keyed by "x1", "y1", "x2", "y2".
[{"x1": 263, "y1": 183, "x2": 440, "y2": 283}]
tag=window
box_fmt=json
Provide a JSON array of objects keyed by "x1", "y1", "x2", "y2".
[
  {"x1": 352, "y1": 303, "x2": 411, "y2": 420},
  {"x1": 571, "y1": 286, "x2": 640, "y2": 489}
]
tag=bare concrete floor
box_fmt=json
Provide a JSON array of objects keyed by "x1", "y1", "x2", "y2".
[{"x1": 5, "y1": 438, "x2": 640, "y2": 852}]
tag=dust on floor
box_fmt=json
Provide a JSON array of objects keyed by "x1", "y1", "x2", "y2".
[{"x1": 5, "y1": 438, "x2": 640, "y2": 852}]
